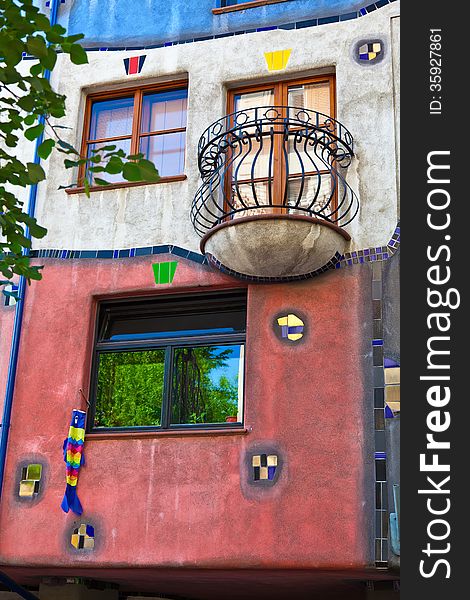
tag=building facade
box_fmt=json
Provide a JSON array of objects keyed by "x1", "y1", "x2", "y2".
[{"x1": 0, "y1": 1, "x2": 400, "y2": 598}]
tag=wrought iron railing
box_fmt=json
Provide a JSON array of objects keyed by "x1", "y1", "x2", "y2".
[{"x1": 191, "y1": 106, "x2": 359, "y2": 237}]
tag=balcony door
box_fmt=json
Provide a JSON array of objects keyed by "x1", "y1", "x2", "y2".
[{"x1": 227, "y1": 75, "x2": 336, "y2": 218}]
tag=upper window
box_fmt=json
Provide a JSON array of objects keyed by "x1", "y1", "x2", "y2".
[
  {"x1": 227, "y1": 75, "x2": 335, "y2": 216},
  {"x1": 89, "y1": 290, "x2": 246, "y2": 432},
  {"x1": 80, "y1": 81, "x2": 188, "y2": 187}
]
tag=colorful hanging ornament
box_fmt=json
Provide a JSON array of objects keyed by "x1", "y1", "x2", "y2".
[{"x1": 61, "y1": 409, "x2": 86, "y2": 515}]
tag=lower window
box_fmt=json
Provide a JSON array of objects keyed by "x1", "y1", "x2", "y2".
[{"x1": 90, "y1": 290, "x2": 246, "y2": 431}]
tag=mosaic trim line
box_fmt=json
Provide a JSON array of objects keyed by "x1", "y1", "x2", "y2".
[
  {"x1": 27, "y1": 1, "x2": 398, "y2": 59},
  {"x1": 370, "y1": 258, "x2": 388, "y2": 568},
  {"x1": 205, "y1": 252, "x2": 342, "y2": 283},
  {"x1": 29, "y1": 245, "x2": 209, "y2": 265}
]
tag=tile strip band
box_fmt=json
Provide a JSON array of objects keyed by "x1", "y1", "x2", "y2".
[{"x1": 26, "y1": 0, "x2": 398, "y2": 59}]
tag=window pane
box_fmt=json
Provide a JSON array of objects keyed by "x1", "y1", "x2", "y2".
[
  {"x1": 86, "y1": 138, "x2": 131, "y2": 184},
  {"x1": 234, "y1": 89, "x2": 274, "y2": 112},
  {"x1": 288, "y1": 82, "x2": 331, "y2": 116},
  {"x1": 171, "y1": 345, "x2": 244, "y2": 425},
  {"x1": 230, "y1": 181, "x2": 273, "y2": 216},
  {"x1": 287, "y1": 136, "x2": 328, "y2": 175},
  {"x1": 89, "y1": 97, "x2": 134, "y2": 140},
  {"x1": 232, "y1": 134, "x2": 273, "y2": 182},
  {"x1": 94, "y1": 350, "x2": 165, "y2": 428},
  {"x1": 141, "y1": 89, "x2": 188, "y2": 133},
  {"x1": 287, "y1": 174, "x2": 334, "y2": 215},
  {"x1": 140, "y1": 132, "x2": 185, "y2": 177}
]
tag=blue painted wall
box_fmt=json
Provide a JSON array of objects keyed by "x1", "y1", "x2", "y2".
[{"x1": 49, "y1": 0, "x2": 379, "y2": 47}]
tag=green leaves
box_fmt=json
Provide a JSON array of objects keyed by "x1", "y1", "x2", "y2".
[
  {"x1": 69, "y1": 43, "x2": 88, "y2": 65},
  {"x1": 24, "y1": 122, "x2": 44, "y2": 141},
  {"x1": 0, "y1": 0, "x2": 159, "y2": 284},
  {"x1": 26, "y1": 162, "x2": 45, "y2": 183},
  {"x1": 37, "y1": 139, "x2": 55, "y2": 160},
  {"x1": 26, "y1": 35, "x2": 48, "y2": 58}
]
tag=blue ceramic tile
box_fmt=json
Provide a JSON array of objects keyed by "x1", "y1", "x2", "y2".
[
  {"x1": 372, "y1": 339, "x2": 384, "y2": 346},
  {"x1": 278, "y1": 23, "x2": 296, "y2": 30},
  {"x1": 80, "y1": 251, "x2": 97, "y2": 258},
  {"x1": 318, "y1": 16, "x2": 340, "y2": 25},
  {"x1": 366, "y1": 4, "x2": 377, "y2": 12},
  {"x1": 171, "y1": 247, "x2": 190, "y2": 258},
  {"x1": 135, "y1": 247, "x2": 152, "y2": 256},
  {"x1": 152, "y1": 245, "x2": 169, "y2": 254},
  {"x1": 97, "y1": 250, "x2": 113, "y2": 258},
  {"x1": 296, "y1": 19, "x2": 317, "y2": 28},
  {"x1": 340, "y1": 11, "x2": 358, "y2": 21}
]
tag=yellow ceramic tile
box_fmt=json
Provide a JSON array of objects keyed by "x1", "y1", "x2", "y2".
[
  {"x1": 71, "y1": 534, "x2": 80, "y2": 549},
  {"x1": 259, "y1": 467, "x2": 268, "y2": 480},
  {"x1": 368, "y1": 52, "x2": 377, "y2": 60},
  {"x1": 287, "y1": 333, "x2": 303, "y2": 341},
  {"x1": 78, "y1": 523, "x2": 87, "y2": 535},
  {"x1": 264, "y1": 49, "x2": 292, "y2": 71},
  {"x1": 385, "y1": 385, "x2": 400, "y2": 403},
  {"x1": 19, "y1": 480, "x2": 35, "y2": 498},
  {"x1": 386, "y1": 401, "x2": 401, "y2": 413},
  {"x1": 252, "y1": 455, "x2": 261, "y2": 467},
  {"x1": 372, "y1": 43, "x2": 381, "y2": 53},
  {"x1": 287, "y1": 314, "x2": 303, "y2": 327},
  {"x1": 267, "y1": 455, "x2": 278, "y2": 466},
  {"x1": 384, "y1": 367, "x2": 400, "y2": 385}
]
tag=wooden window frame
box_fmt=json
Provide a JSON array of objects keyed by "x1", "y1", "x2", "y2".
[
  {"x1": 75, "y1": 79, "x2": 188, "y2": 191},
  {"x1": 226, "y1": 74, "x2": 336, "y2": 214},
  {"x1": 213, "y1": 0, "x2": 290, "y2": 15}
]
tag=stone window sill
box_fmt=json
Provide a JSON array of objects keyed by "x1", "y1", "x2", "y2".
[
  {"x1": 65, "y1": 175, "x2": 187, "y2": 195},
  {"x1": 87, "y1": 427, "x2": 249, "y2": 441}
]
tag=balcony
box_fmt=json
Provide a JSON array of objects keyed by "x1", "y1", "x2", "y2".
[{"x1": 191, "y1": 105, "x2": 359, "y2": 281}]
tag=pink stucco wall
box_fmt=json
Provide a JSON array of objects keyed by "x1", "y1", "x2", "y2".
[{"x1": 0, "y1": 255, "x2": 372, "y2": 571}]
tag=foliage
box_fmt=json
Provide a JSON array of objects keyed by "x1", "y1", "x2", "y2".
[
  {"x1": 0, "y1": 0, "x2": 159, "y2": 284},
  {"x1": 95, "y1": 346, "x2": 240, "y2": 428}
]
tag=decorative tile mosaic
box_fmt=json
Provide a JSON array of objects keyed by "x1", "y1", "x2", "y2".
[
  {"x1": 29, "y1": 245, "x2": 209, "y2": 265},
  {"x1": 19, "y1": 463, "x2": 42, "y2": 498},
  {"x1": 369, "y1": 249, "x2": 400, "y2": 567},
  {"x1": 359, "y1": 41, "x2": 382, "y2": 61},
  {"x1": 71, "y1": 523, "x2": 95, "y2": 550},
  {"x1": 277, "y1": 314, "x2": 304, "y2": 341},
  {"x1": 264, "y1": 49, "x2": 292, "y2": 71},
  {"x1": 205, "y1": 252, "x2": 342, "y2": 283},
  {"x1": 370, "y1": 258, "x2": 389, "y2": 567},
  {"x1": 153, "y1": 261, "x2": 178, "y2": 284},
  {"x1": 123, "y1": 55, "x2": 146, "y2": 75},
  {"x1": 252, "y1": 454, "x2": 278, "y2": 481},
  {"x1": 25, "y1": 1, "x2": 397, "y2": 60}
]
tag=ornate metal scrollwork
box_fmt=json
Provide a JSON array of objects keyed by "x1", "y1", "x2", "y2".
[{"x1": 191, "y1": 106, "x2": 359, "y2": 237}]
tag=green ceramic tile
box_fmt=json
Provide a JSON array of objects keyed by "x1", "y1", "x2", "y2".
[
  {"x1": 26, "y1": 464, "x2": 42, "y2": 481},
  {"x1": 153, "y1": 261, "x2": 177, "y2": 284}
]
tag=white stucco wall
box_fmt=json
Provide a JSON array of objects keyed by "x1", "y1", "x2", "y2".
[{"x1": 32, "y1": 2, "x2": 400, "y2": 253}]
